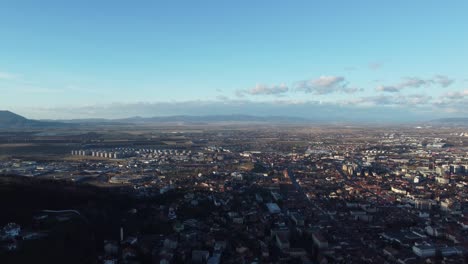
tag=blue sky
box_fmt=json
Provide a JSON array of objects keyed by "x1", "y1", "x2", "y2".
[{"x1": 0, "y1": 1, "x2": 467, "y2": 120}]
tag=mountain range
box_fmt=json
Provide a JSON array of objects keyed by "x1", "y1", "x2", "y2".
[
  {"x1": 1, "y1": 110, "x2": 468, "y2": 128},
  {"x1": 0, "y1": 110, "x2": 310, "y2": 129}
]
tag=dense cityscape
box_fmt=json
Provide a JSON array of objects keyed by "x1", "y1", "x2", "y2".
[
  {"x1": 2, "y1": 1, "x2": 468, "y2": 263},
  {"x1": 1, "y1": 123, "x2": 467, "y2": 263}
]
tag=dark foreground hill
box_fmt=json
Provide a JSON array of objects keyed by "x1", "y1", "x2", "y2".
[
  {"x1": 0, "y1": 176, "x2": 136, "y2": 264},
  {"x1": 0, "y1": 175, "x2": 180, "y2": 264}
]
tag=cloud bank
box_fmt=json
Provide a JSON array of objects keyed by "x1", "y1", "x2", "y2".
[
  {"x1": 376, "y1": 75, "x2": 454, "y2": 92},
  {"x1": 18, "y1": 92, "x2": 467, "y2": 122}
]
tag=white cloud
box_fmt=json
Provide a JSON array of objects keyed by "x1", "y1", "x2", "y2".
[
  {"x1": 312, "y1": 76, "x2": 345, "y2": 87},
  {"x1": 442, "y1": 89, "x2": 468, "y2": 99},
  {"x1": 249, "y1": 83, "x2": 289, "y2": 95},
  {"x1": 376, "y1": 75, "x2": 455, "y2": 92},
  {"x1": 399, "y1": 77, "x2": 429, "y2": 88},
  {"x1": 295, "y1": 76, "x2": 360, "y2": 94},
  {"x1": 433, "y1": 97, "x2": 468, "y2": 114},
  {"x1": 346, "y1": 94, "x2": 433, "y2": 106},
  {"x1": 236, "y1": 83, "x2": 289, "y2": 97},
  {"x1": 433, "y1": 75, "x2": 454, "y2": 87},
  {"x1": 376, "y1": 85, "x2": 400, "y2": 92}
]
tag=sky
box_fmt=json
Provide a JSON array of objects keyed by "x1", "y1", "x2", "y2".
[{"x1": 0, "y1": 0, "x2": 467, "y2": 121}]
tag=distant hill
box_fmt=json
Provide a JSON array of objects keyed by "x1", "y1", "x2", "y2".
[
  {"x1": 0, "y1": 110, "x2": 65, "y2": 129},
  {"x1": 0, "y1": 110, "x2": 29, "y2": 124},
  {"x1": 57, "y1": 114, "x2": 311, "y2": 124},
  {"x1": 431, "y1": 118, "x2": 468, "y2": 123},
  {"x1": 117, "y1": 114, "x2": 310, "y2": 124},
  {"x1": 430, "y1": 118, "x2": 468, "y2": 126}
]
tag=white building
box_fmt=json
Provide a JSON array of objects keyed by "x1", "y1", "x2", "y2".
[
  {"x1": 412, "y1": 244, "x2": 436, "y2": 258},
  {"x1": 266, "y1": 203, "x2": 281, "y2": 214}
]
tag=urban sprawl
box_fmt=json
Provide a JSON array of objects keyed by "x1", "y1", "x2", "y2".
[{"x1": 1, "y1": 126, "x2": 467, "y2": 264}]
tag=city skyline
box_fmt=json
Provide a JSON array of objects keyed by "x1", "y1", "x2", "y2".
[{"x1": 1, "y1": 1, "x2": 467, "y2": 120}]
